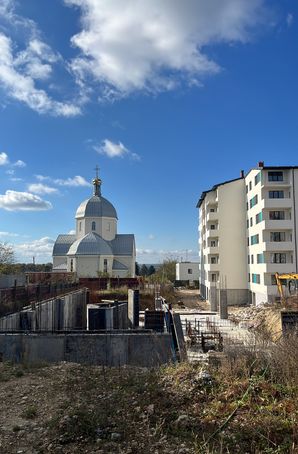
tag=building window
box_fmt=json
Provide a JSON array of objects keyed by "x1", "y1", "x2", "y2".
[
  {"x1": 92, "y1": 221, "x2": 96, "y2": 231},
  {"x1": 270, "y1": 232, "x2": 286, "y2": 242},
  {"x1": 252, "y1": 273, "x2": 260, "y2": 284},
  {"x1": 188, "y1": 269, "x2": 193, "y2": 274},
  {"x1": 250, "y1": 217, "x2": 253, "y2": 227},
  {"x1": 250, "y1": 234, "x2": 259, "y2": 245},
  {"x1": 247, "y1": 237, "x2": 249, "y2": 246},
  {"x1": 251, "y1": 254, "x2": 254, "y2": 264},
  {"x1": 104, "y1": 259, "x2": 108, "y2": 273},
  {"x1": 70, "y1": 259, "x2": 73, "y2": 272},
  {"x1": 250, "y1": 195, "x2": 258, "y2": 209},
  {"x1": 79, "y1": 222, "x2": 82, "y2": 231},
  {"x1": 248, "y1": 273, "x2": 250, "y2": 283},
  {"x1": 271, "y1": 253, "x2": 286, "y2": 264},
  {"x1": 211, "y1": 240, "x2": 216, "y2": 247},
  {"x1": 271, "y1": 275, "x2": 277, "y2": 285},
  {"x1": 210, "y1": 224, "x2": 216, "y2": 230},
  {"x1": 211, "y1": 257, "x2": 217, "y2": 264},
  {"x1": 246, "y1": 202, "x2": 249, "y2": 211},
  {"x1": 211, "y1": 273, "x2": 217, "y2": 282},
  {"x1": 256, "y1": 212, "x2": 263, "y2": 224},
  {"x1": 269, "y1": 211, "x2": 285, "y2": 220},
  {"x1": 246, "y1": 185, "x2": 248, "y2": 194},
  {"x1": 268, "y1": 171, "x2": 283, "y2": 182},
  {"x1": 248, "y1": 255, "x2": 250, "y2": 264},
  {"x1": 257, "y1": 253, "x2": 264, "y2": 264},
  {"x1": 269, "y1": 191, "x2": 284, "y2": 199},
  {"x1": 246, "y1": 219, "x2": 249, "y2": 229},
  {"x1": 255, "y1": 172, "x2": 261, "y2": 185},
  {"x1": 249, "y1": 181, "x2": 252, "y2": 191}
]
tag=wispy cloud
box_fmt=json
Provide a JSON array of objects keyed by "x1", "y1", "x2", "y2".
[
  {"x1": 13, "y1": 159, "x2": 26, "y2": 167},
  {"x1": 0, "y1": 33, "x2": 81, "y2": 117},
  {"x1": 65, "y1": 0, "x2": 267, "y2": 99},
  {"x1": 95, "y1": 139, "x2": 140, "y2": 160},
  {"x1": 0, "y1": 152, "x2": 9, "y2": 165},
  {"x1": 286, "y1": 13, "x2": 293, "y2": 27},
  {"x1": 0, "y1": 190, "x2": 52, "y2": 211},
  {"x1": 27, "y1": 183, "x2": 59, "y2": 195},
  {"x1": 35, "y1": 174, "x2": 90, "y2": 187},
  {"x1": 0, "y1": 231, "x2": 20, "y2": 237}
]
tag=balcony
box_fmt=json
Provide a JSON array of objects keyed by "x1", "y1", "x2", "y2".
[
  {"x1": 261, "y1": 180, "x2": 291, "y2": 188},
  {"x1": 205, "y1": 263, "x2": 219, "y2": 272},
  {"x1": 261, "y1": 198, "x2": 292, "y2": 209},
  {"x1": 265, "y1": 263, "x2": 296, "y2": 274},
  {"x1": 261, "y1": 219, "x2": 293, "y2": 230},
  {"x1": 206, "y1": 230, "x2": 219, "y2": 240},
  {"x1": 206, "y1": 212, "x2": 218, "y2": 222},
  {"x1": 205, "y1": 246, "x2": 219, "y2": 255},
  {"x1": 264, "y1": 241, "x2": 293, "y2": 252}
]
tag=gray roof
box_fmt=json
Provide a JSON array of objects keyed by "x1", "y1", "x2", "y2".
[
  {"x1": 67, "y1": 232, "x2": 113, "y2": 256},
  {"x1": 52, "y1": 234, "x2": 76, "y2": 256},
  {"x1": 76, "y1": 195, "x2": 118, "y2": 219},
  {"x1": 111, "y1": 234, "x2": 135, "y2": 256},
  {"x1": 112, "y1": 259, "x2": 128, "y2": 270}
]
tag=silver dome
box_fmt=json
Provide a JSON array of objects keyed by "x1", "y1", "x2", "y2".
[
  {"x1": 67, "y1": 232, "x2": 113, "y2": 256},
  {"x1": 75, "y1": 195, "x2": 118, "y2": 219}
]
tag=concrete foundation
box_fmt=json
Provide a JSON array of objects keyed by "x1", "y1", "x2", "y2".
[
  {"x1": 0, "y1": 332, "x2": 173, "y2": 367},
  {"x1": 128, "y1": 290, "x2": 139, "y2": 327}
]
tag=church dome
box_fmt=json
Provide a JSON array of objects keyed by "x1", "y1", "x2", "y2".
[
  {"x1": 75, "y1": 195, "x2": 118, "y2": 219},
  {"x1": 67, "y1": 232, "x2": 113, "y2": 256}
]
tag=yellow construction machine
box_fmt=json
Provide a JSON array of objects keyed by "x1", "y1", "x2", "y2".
[{"x1": 275, "y1": 273, "x2": 298, "y2": 305}]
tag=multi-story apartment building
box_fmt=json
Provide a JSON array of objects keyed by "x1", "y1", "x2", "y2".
[
  {"x1": 197, "y1": 175, "x2": 248, "y2": 305},
  {"x1": 245, "y1": 163, "x2": 298, "y2": 304},
  {"x1": 198, "y1": 163, "x2": 298, "y2": 306}
]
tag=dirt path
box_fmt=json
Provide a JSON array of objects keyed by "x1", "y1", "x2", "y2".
[{"x1": 173, "y1": 289, "x2": 209, "y2": 311}]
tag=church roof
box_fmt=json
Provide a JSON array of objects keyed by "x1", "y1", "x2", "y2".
[
  {"x1": 75, "y1": 195, "x2": 118, "y2": 219},
  {"x1": 67, "y1": 232, "x2": 113, "y2": 256},
  {"x1": 111, "y1": 234, "x2": 135, "y2": 256},
  {"x1": 112, "y1": 259, "x2": 128, "y2": 270},
  {"x1": 52, "y1": 234, "x2": 76, "y2": 256}
]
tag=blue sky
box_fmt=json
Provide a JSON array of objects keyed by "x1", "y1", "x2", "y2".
[{"x1": 0, "y1": 0, "x2": 297, "y2": 264}]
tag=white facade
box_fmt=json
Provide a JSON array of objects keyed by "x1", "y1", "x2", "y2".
[
  {"x1": 176, "y1": 262, "x2": 199, "y2": 282},
  {"x1": 198, "y1": 164, "x2": 298, "y2": 305},
  {"x1": 198, "y1": 177, "x2": 248, "y2": 305},
  {"x1": 246, "y1": 166, "x2": 298, "y2": 304}
]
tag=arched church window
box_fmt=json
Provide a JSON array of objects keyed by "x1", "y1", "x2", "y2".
[
  {"x1": 70, "y1": 259, "x2": 73, "y2": 272},
  {"x1": 92, "y1": 221, "x2": 96, "y2": 231},
  {"x1": 79, "y1": 222, "x2": 82, "y2": 231}
]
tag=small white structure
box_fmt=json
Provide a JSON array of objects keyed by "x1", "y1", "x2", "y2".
[
  {"x1": 176, "y1": 262, "x2": 199, "y2": 283},
  {"x1": 52, "y1": 170, "x2": 136, "y2": 278}
]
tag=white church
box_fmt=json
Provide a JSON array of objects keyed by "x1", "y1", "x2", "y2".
[{"x1": 52, "y1": 171, "x2": 136, "y2": 278}]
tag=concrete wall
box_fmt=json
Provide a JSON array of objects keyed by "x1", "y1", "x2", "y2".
[
  {"x1": 0, "y1": 289, "x2": 87, "y2": 332},
  {"x1": 0, "y1": 332, "x2": 173, "y2": 367}
]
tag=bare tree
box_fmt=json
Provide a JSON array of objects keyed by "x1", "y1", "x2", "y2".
[{"x1": 0, "y1": 242, "x2": 14, "y2": 270}]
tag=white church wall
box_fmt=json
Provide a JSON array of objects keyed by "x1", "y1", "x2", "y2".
[
  {"x1": 76, "y1": 217, "x2": 117, "y2": 240},
  {"x1": 53, "y1": 256, "x2": 67, "y2": 268},
  {"x1": 114, "y1": 256, "x2": 136, "y2": 278}
]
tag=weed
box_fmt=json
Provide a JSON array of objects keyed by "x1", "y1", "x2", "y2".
[{"x1": 22, "y1": 405, "x2": 38, "y2": 419}]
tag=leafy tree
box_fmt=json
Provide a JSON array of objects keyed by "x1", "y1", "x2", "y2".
[
  {"x1": 148, "y1": 265, "x2": 156, "y2": 276},
  {"x1": 156, "y1": 258, "x2": 176, "y2": 283},
  {"x1": 140, "y1": 264, "x2": 149, "y2": 276}
]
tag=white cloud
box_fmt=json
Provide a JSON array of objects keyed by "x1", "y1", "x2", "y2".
[
  {"x1": 54, "y1": 175, "x2": 90, "y2": 187},
  {"x1": 0, "y1": 152, "x2": 9, "y2": 165},
  {"x1": 148, "y1": 234, "x2": 155, "y2": 240},
  {"x1": 13, "y1": 159, "x2": 26, "y2": 167},
  {"x1": 0, "y1": 231, "x2": 20, "y2": 237},
  {"x1": 35, "y1": 174, "x2": 90, "y2": 187},
  {"x1": 68, "y1": 229, "x2": 76, "y2": 234},
  {"x1": 0, "y1": 190, "x2": 52, "y2": 211},
  {"x1": 0, "y1": 33, "x2": 81, "y2": 116},
  {"x1": 15, "y1": 237, "x2": 55, "y2": 261},
  {"x1": 65, "y1": 0, "x2": 266, "y2": 98},
  {"x1": 95, "y1": 139, "x2": 140, "y2": 160},
  {"x1": 27, "y1": 183, "x2": 59, "y2": 195}
]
